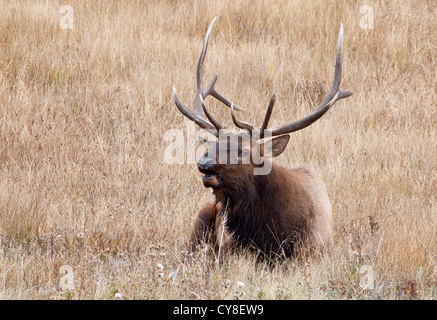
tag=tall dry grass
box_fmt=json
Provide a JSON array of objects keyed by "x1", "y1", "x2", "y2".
[{"x1": 0, "y1": 0, "x2": 436, "y2": 299}]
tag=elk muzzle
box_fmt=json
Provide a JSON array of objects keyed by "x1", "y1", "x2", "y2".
[{"x1": 198, "y1": 162, "x2": 220, "y2": 188}]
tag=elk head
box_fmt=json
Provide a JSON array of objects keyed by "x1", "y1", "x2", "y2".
[{"x1": 172, "y1": 17, "x2": 352, "y2": 191}]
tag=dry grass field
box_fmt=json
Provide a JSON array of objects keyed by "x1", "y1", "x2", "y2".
[{"x1": 0, "y1": 0, "x2": 436, "y2": 299}]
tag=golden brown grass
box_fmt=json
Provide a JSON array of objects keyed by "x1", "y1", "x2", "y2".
[{"x1": 0, "y1": 0, "x2": 436, "y2": 299}]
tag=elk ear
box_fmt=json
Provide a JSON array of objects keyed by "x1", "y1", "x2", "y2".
[
  {"x1": 270, "y1": 135, "x2": 290, "y2": 157},
  {"x1": 261, "y1": 135, "x2": 290, "y2": 158}
]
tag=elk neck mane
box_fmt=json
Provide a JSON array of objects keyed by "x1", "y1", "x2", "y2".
[{"x1": 212, "y1": 163, "x2": 290, "y2": 252}]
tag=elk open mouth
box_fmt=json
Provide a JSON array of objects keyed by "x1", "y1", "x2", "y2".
[
  {"x1": 198, "y1": 168, "x2": 220, "y2": 187},
  {"x1": 199, "y1": 168, "x2": 218, "y2": 179}
]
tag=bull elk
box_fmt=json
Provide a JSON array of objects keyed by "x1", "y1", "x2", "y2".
[{"x1": 172, "y1": 18, "x2": 352, "y2": 262}]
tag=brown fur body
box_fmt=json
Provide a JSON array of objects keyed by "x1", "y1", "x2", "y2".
[{"x1": 191, "y1": 163, "x2": 333, "y2": 260}]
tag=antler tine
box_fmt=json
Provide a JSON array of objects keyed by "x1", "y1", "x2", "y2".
[
  {"x1": 193, "y1": 17, "x2": 216, "y2": 116},
  {"x1": 315, "y1": 23, "x2": 351, "y2": 111},
  {"x1": 173, "y1": 17, "x2": 243, "y2": 137},
  {"x1": 200, "y1": 95, "x2": 223, "y2": 131},
  {"x1": 202, "y1": 74, "x2": 243, "y2": 111},
  {"x1": 173, "y1": 86, "x2": 219, "y2": 137},
  {"x1": 269, "y1": 24, "x2": 352, "y2": 137},
  {"x1": 230, "y1": 103, "x2": 254, "y2": 132},
  {"x1": 259, "y1": 91, "x2": 276, "y2": 138},
  {"x1": 228, "y1": 91, "x2": 276, "y2": 139},
  {"x1": 194, "y1": 17, "x2": 243, "y2": 117},
  {"x1": 227, "y1": 90, "x2": 276, "y2": 139}
]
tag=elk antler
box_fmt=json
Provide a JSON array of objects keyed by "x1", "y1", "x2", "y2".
[
  {"x1": 172, "y1": 17, "x2": 242, "y2": 137},
  {"x1": 231, "y1": 24, "x2": 352, "y2": 139}
]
